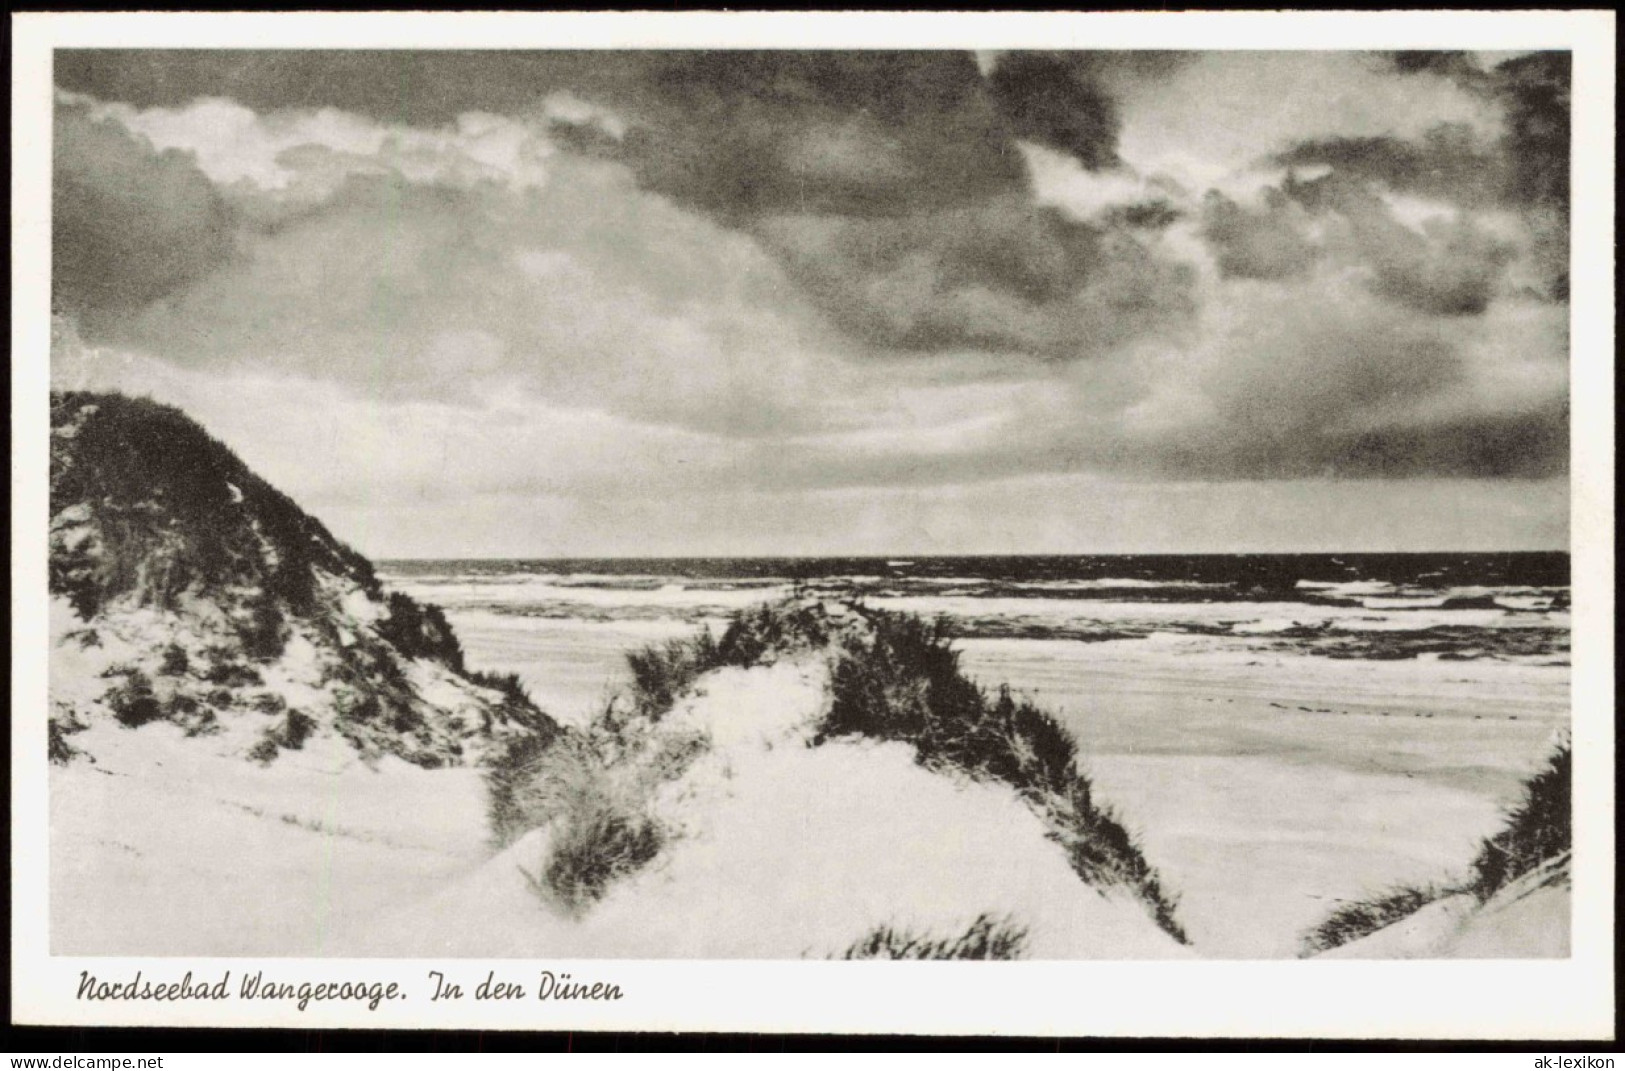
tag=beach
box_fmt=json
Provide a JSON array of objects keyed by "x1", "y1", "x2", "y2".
[{"x1": 380, "y1": 557, "x2": 1570, "y2": 959}]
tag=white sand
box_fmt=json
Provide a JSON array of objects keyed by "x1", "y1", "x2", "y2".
[
  {"x1": 401, "y1": 607, "x2": 1571, "y2": 958},
  {"x1": 53, "y1": 655, "x2": 1185, "y2": 959},
  {"x1": 957, "y1": 638, "x2": 1568, "y2": 957},
  {"x1": 339, "y1": 655, "x2": 1184, "y2": 958},
  {"x1": 51, "y1": 595, "x2": 1569, "y2": 960},
  {"x1": 50, "y1": 722, "x2": 490, "y2": 956},
  {"x1": 1320, "y1": 855, "x2": 1570, "y2": 959}
]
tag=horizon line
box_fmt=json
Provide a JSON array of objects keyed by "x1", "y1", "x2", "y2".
[{"x1": 373, "y1": 548, "x2": 1572, "y2": 562}]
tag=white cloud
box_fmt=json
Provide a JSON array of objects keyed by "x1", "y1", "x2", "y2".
[
  {"x1": 1111, "y1": 52, "x2": 1503, "y2": 184},
  {"x1": 77, "y1": 93, "x2": 556, "y2": 195}
]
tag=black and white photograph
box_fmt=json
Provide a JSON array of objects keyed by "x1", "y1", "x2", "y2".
[{"x1": 11, "y1": 10, "x2": 1616, "y2": 1040}]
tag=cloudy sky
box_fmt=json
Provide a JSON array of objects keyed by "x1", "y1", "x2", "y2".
[{"x1": 50, "y1": 49, "x2": 1570, "y2": 557}]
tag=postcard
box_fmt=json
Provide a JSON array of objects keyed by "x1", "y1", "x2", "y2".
[{"x1": 10, "y1": 10, "x2": 1615, "y2": 1040}]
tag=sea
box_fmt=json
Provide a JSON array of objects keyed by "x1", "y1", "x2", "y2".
[{"x1": 379, "y1": 552, "x2": 1570, "y2": 667}]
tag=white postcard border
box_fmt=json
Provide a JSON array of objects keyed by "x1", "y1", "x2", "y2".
[{"x1": 10, "y1": 10, "x2": 1616, "y2": 1039}]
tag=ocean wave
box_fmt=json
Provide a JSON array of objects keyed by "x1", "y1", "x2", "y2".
[{"x1": 381, "y1": 556, "x2": 1571, "y2": 665}]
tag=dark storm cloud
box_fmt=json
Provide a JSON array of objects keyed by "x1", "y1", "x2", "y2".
[
  {"x1": 54, "y1": 49, "x2": 1031, "y2": 218},
  {"x1": 1153, "y1": 407, "x2": 1568, "y2": 480},
  {"x1": 55, "y1": 48, "x2": 1198, "y2": 358},
  {"x1": 753, "y1": 199, "x2": 1193, "y2": 357},
  {"x1": 606, "y1": 51, "x2": 1028, "y2": 219},
  {"x1": 1386, "y1": 50, "x2": 1485, "y2": 79},
  {"x1": 1269, "y1": 51, "x2": 1569, "y2": 305},
  {"x1": 1493, "y1": 52, "x2": 1571, "y2": 213},
  {"x1": 1274, "y1": 124, "x2": 1502, "y2": 206},
  {"x1": 53, "y1": 100, "x2": 237, "y2": 325},
  {"x1": 1195, "y1": 167, "x2": 1519, "y2": 315},
  {"x1": 1156, "y1": 401, "x2": 1568, "y2": 480},
  {"x1": 1281, "y1": 171, "x2": 1518, "y2": 316},
  {"x1": 1199, "y1": 189, "x2": 1317, "y2": 281},
  {"x1": 986, "y1": 52, "x2": 1120, "y2": 170},
  {"x1": 1294, "y1": 52, "x2": 1570, "y2": 215},
  {"x1": 50, "y1": 49, "x2": 1571, "y2": 500},
  {"x1": 1144, "y1": 314, "x2": 1567, "y2": 480},
  {"x1": 592, "y1": 51, "x2": 1191, "y2": 354},
  {"x1": 1323, "y1": 403, "x2": 1568, "y2": 479},
  {"x1": 564, "y1": 51, "x2": 1194, "y2": 354},
  {"x1": 1359, "y1": 216, "x2": 1517, "y2": 318},
  {"x1": 981, "y1": 50, "x2": 1203, "y2": 172},
  {"x1": 1380, "y1": 47, "x2": 1571, "y2": 212}
]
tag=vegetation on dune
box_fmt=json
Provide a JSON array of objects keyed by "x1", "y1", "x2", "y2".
[
  {"x1": 525, "y1": 782, "x2": 665, "y2": 912},
  {"x1": 839, "y1": 914, "x2": 1030, "y2": 960},
  {"x1": 1299, "y1": 736, "x2": 1572, "y2": 956},
  {"x1": 248, "y1": 709, "x2": 318, "y2": 766},
  {"x1": 484, "y1": 602, "x2": 841, "y2": 907},
  {"x1": 49, "y1": 715, "x2": 84, "y2": 765},
  {"x1": 486, "y1": 733, "x2": 563, "y2": 849},
  {"x1": 498, "y1": 600, "x2": 829, "y2": 874},
  {"x1": 50, "y1": 391, "x2": 375, "y2": 629},
  {"x1": 375, "y1": 591, "x2": 467, "y2": 671},
  {"x1": 816, "y1": 605, "x2": 1188, "y2": 944},
  {"x1": 622, "y1": 599, "x2": 834, "y2": 720},
  {"x1": 1299, "y1": 884, "x2": 1448, "y2": 957},
  {"x1": 104, "y1": 668, "x2": 163, "y2": 728},
  {"x1": 49, "y1": 390, "x2": 559, "y2": 768},
  {"x1": 465, "y1": 669, "x2": 535, "y2": 709},
  {"x1": 50, "y1": 391, "x2": 470, "y2": 672},
  {"x1": 1465, "y1": 737, "x2": 1571, "y2": 901},
  {"x1": 486, "y1": 596, "x2": 1187, "y2": 941},
  {"x1": 157, "y1": 643, "x2": 190, "y2": 676},
  {"x1": 490, "y1": 713, "x2": 708, "y2": 911}
]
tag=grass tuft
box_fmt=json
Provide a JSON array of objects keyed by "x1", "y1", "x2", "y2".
[
  {"x1": 467, "y1": 669, "x2": 535, "y2": 709},
  {"x1": 815, "y1": 604, "x2": 1187, "y2": 943},
  {"x1": 1299, "y1": 736, "x2": 1573, "y2": 955},
  {"x1": 839, "y1": 914, "x2": 1030, "y2": 960},
  {"x1": 534, "y1": 798, "x2": 665, "y2": 912},
  {"x1": 105, "y1": 669, "x2": 163, "y2": 728},
  {"x1": 486, "y1": 696, "x2": 709, "y2": 911},
  {"x1": 623, "y1": 631, "x2": 724, "y2": 721},
  {"x1": 1466, "y1": 737, "x2": 1571, "y2": 901},
  {"x1": 1299, "y1": 884, "x2": 1447, "y2": 957},
  {"x1": 49, "y1": 717, "x2": 82, "y2": 764},
  {"x1": 376, "y1": 590, "x2": 468, "y2": 669},
  {"x1": 246, "y1": 709, "x2": 317, "y2": 764},
  {"x1": 621, "y1": 599, "x2": 835, "y2": 720},
  {"x1": 157, "y1": 643, "x2": 190, "y2": 676}
]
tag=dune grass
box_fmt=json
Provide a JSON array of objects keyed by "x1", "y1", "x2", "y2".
[
  {"x1": 621, "y1": 599, "x2": 834, "y2": 720},
  {"x1": 1299, "y1": 736, "x2": 1572, "y2": 956},
  {"x1": 816, "y1": 605, "x2": 1188, "y2": 944},
  {"x1": 524, "y1": 789, "x2": 666, "y2": 912},
  {"x1": 840, "y1": 914, "x2": 1030, "y2": 960},
  {"x1": 49, "y1": 391, "x2": 377, "y2": 627},
  {"x1": 485, "y1": 600, "x2": 831, "y2": 906},
  {"x1": 104, "y1": 669, "x2": 163, "y2": 728},
  {"x1": 486, "y1": 700, "x2": 711, "y2": 910},
  {"x1": 1299, "y1": 884, "x2": 1448, "y2": 957},
  {"x1": 48, "y1": 717, "x2": 82, "y2": 765},
  {"x1": 1465, "y1": 737, "x2": 1571, "y2": 901},
  {"x1": 485, "y1": 596, "x2": 1185, "y2": 938}
]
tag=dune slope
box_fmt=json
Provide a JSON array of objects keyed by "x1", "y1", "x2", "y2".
[{"x1": 343, "y1": 604, "x2": 1192, "y2": 959}]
